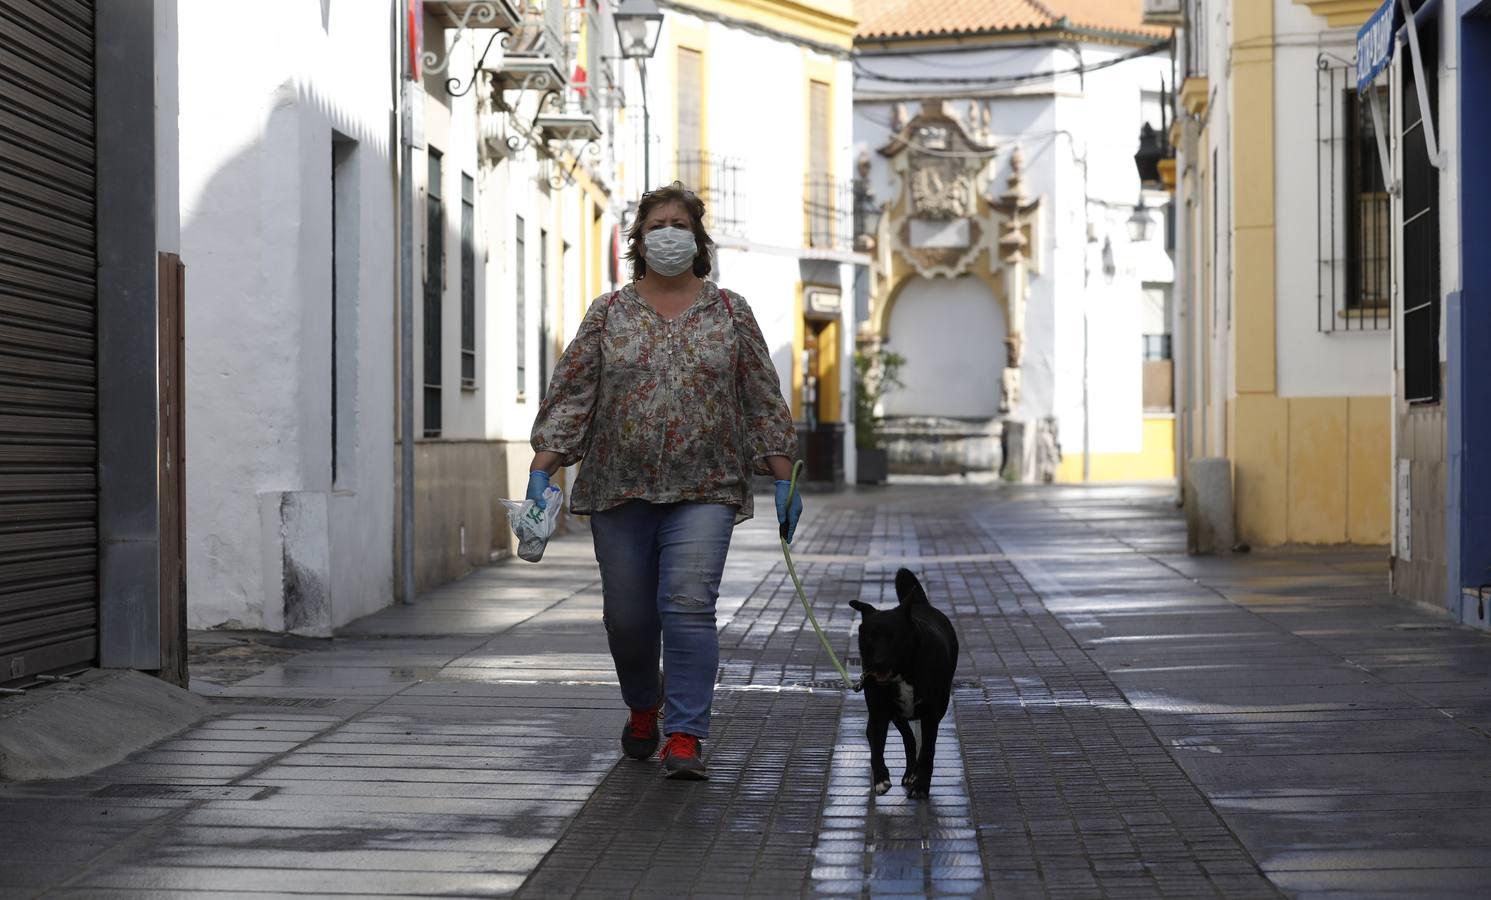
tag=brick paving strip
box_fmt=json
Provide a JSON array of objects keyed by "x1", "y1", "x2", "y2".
[
  {"x1": 813, "y1": 501, "x2": 1273, "y2": 899},
  {"x1": 520, "y1": 494, "x2": 1280, "y2": 898}
]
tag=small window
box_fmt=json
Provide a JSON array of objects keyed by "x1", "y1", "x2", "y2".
[
  {"x1": 807, "y1": 80, "x2": 834, "y2": 248},
  {"x1": 423, "y1": 149, "x2": 443, "y2": 437},
  {"x1": 460, "y1": 174, "x2": 476, "y2": 389},
  {"x1": 1345, "y1": 89, "x2": 1391, "y2": 318},
  {"x1": 675, "y1": 48, "x2": 703, "y2": 173},
  {"x1": 1315, "y1": 57, "x2": 1392, "y2": 332},
  {"x1": 515, "y1": 215, "x2": 526, "y2": 398}
]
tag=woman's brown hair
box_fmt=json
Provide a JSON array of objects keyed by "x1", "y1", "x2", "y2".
[{"x1": 625, "y1": 181, "x2": 714, "y2": 280}]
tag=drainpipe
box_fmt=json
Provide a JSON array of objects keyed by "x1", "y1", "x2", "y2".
[
  {"x1": 1175, "y1": 117, "x2": 1197, "y2": 503},
  {"x1": 397, "y1": 3, "x2": 416, "y2": 604},
  {"x1": 1060, "y1": 42, "x2": 1093, "y2": 484}
]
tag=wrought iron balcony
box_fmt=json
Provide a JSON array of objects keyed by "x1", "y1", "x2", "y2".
[
  {"x1": 536, "y1": 92, "x2": 601, "y2": 142},
  {"x1": 804, "y1": 175, "x2": 856, "y2": 252},
  {"x1": 425, "y1": 0, "x2": 522, "y2": 31},
  {"x1": 490, "y1": 0, "x2": 568, "y2": 92},
  {"x1": 535, "y1": 1, "x2": 607, "y2": 143},
  {"x1": 674, "y1": 152, "x2": 745, "y2": 238}
]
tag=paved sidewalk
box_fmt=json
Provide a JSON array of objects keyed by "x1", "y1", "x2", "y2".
[{"x1": 4, "y1": 484, "x2": 1491, "y2": 898}]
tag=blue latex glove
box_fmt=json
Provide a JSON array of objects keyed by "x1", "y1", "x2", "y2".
[
  {"x1": 775, "y1": 479, "x2": 803, "y2": 543},
  {"x1": 526, "y1": 470, "x2": 551, "y2": 509}
]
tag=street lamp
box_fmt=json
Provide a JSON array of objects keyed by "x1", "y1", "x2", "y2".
[
  {"x1": 615, "y1": 0, "x2": 663, "y2": 58},
  {"x1": 1126, "y1": 196, "x2": 1155, "y2": 243},
  {"x1": 614, "y1": 0, "x2": 663, "y2": 190}
]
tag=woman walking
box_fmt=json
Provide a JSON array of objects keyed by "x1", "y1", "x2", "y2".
[{"x1": 526, "y1": 183, "x2": 802, "y2": 780}]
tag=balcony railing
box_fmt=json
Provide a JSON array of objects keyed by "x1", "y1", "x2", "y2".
[
  {"x1": 675, "y1": 152, "x2": 745, "y2": 238},
  {"x1": 805, "y1": 175, "x2": 855, "y2": 252},
  {"x1": 489, "y1": 2, "x2": 611, "y2": 151},
  {"x1": 493, "y1": 0, "x2": 568, "y2": 90},
  {"x1": 425, "y1": 0, "x2": 522, "y2": 30}
]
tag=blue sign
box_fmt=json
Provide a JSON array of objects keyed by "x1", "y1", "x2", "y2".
[{"x1": 1356, "y1": 0, "x2": 1398, "y2": 93}]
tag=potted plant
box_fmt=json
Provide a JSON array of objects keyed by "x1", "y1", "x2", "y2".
[{"x1": 853, "y1": 346, "x2": 905, "y2": 485}]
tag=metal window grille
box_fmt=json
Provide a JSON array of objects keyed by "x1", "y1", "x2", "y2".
[
  {"x1": 805, "y1": 175, "x2": 855, "y2": 251},
  {"x1": 423, "y1": 150, "x2": 443, "y2": 438},
  {"x1": 1315, "y1": 56, "x2": 1391, "y2": 333},
  {"x1": 1142, "y1": 334, "x2": 1173, "y2": 361},
  {"x1": 1184, "y1": 0, "x2": 1206, "y2": 78},
  {"x1": 1401, "y1": 12, "x2": 1440, "y2": 403},
  {"x1": 460, "y1": 174, "x2": 475, "y2": 388},
  {"x1": 515, "y1": 215, "x2": 526, "y2": 395},
  {"x1": 674, "y1": 151, "x2": 745, "y2": 238},
  {"x1": 807, "y1": 80, "x2": 833, "y2": 247}
]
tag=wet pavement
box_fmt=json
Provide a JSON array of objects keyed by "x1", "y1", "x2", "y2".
[{"x1": 5, "y1": 483, "x2": 1491, "y2": 898}]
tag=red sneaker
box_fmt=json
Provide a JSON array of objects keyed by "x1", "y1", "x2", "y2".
[
  {"x1": 660, "y1": 732, "x2": 707, "y2": 780},
  {"x1": 620, "y1": 701, "x2": 661, "y2": 760}
]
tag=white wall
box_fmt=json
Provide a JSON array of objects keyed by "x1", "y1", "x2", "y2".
[
  {"x1": 181, "y1": 0, "x2": 394, "y2": 630},
  {"x1": 1273, "y1": 0, "x2": 1392, "y2": 398}
]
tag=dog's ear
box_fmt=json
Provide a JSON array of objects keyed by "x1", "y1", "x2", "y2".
[
  {"x1": 849, "y1": 599, "x2": 876, "y2": 617},
  {"x1": 895, "y1": 568, "x2": 929, "y2": 606}
]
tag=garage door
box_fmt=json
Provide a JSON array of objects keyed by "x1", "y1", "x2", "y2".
[{"x1": 0, "y1": 0, "x2": 98, "y2": 685}]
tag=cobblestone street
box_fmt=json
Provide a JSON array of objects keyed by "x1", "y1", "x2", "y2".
[{"x1": 7, "y1": 483, "x2": 1491, "y2": 898}]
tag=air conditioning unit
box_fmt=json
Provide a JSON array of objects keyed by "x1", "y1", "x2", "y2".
[{"x1": 1142, "y1": 0, "x2": 1183, "y2": 25}]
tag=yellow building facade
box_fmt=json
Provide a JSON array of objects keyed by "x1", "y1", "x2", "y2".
[{"x1": 1171, "y1": 0, "x2": 1392, "y2": 546}]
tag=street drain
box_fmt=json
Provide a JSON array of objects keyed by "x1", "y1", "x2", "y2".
[
  {"x1": 93, "y1": 784, "x2": 273, "y2": 801},
  {"x1": 206, "y1": 696, "x2": 338, "y2": 708}
]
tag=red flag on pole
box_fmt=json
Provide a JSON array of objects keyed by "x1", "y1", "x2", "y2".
[{"x1": 407, "y1": 0, "x2": 424, "y2": 80}]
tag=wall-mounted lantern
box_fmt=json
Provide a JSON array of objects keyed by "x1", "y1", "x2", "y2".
[
  {"x1": 612, "y1": 0, "x2": 664, "y2": 189},
  {"x1": 1126, "y1": 198, "x2": 1156, "y2": 243},
  {"x1": 614, "y1": 0, "x2": 664, "y2": 60}
]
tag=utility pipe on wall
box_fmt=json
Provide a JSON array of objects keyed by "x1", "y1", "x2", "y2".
[{"x1": 397, "y1": 1, "x2": 416, "y2": 604}]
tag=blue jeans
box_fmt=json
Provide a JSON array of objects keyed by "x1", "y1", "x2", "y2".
[{"x1": 590, "y1": 501, "x2": 735, "y2": 739}]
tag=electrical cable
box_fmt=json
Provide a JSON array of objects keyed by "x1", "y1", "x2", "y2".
[{"x1": 852, "y1": 39, "x2": 1171, "y2": 87}]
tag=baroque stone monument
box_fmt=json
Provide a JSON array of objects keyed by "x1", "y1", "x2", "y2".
[{"x1": 867, "y1": 100, "x2": 1046, "y2": 478}]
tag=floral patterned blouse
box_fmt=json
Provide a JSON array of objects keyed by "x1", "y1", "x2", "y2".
[{"x1": 531, "y1": 281, "x2": 798, "y2": 523}]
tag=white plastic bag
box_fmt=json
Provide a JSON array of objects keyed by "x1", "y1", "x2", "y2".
[{"x1": 501, "y1": 484, "x2": 564, "y2": 562}]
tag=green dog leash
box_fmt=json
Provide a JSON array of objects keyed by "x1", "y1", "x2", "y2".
[{"x1": 779, "y1": 460, "x2": 860, "y2": 693}]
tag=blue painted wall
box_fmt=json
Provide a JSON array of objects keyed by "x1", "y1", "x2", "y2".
[{"x1": 1457, "y1": 0, "x2": 1491, "y2": 600}]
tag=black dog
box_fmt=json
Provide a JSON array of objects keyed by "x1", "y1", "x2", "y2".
[{"x1": 849, "y1": 568, "x2": 959, "y2": 798}]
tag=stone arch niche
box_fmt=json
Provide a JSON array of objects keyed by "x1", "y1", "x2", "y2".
[
  {"x1": 883, "y1": 275, "x2": 1006, "y2": 419},
  {"x1": 863, "y1": 99, "x2": 1046, "y2": 478}
]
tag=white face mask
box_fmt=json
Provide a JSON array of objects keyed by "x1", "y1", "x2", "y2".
[{"x1": 643, "y1": 226, "x2": 698, "y2": 277}]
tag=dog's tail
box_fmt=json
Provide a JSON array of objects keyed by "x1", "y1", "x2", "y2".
[{"x1": 895, "y1": 568, "x2": 929, "y2": 606}]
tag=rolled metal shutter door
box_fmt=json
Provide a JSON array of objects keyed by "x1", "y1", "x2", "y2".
[{"x1": 0, "y1": 0, "x2": 98, "y2": 685}]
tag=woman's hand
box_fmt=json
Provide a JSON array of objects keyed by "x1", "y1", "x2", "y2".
[
  {"x1": 526, "y1": 470, "x2": 552, "y2": 509},
  {"x1": 526, "y1": 453, "x2": 562, "y2": 509},
  {"x1": 775, "y1": 479, "x2": 803, "y2": 543}
]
